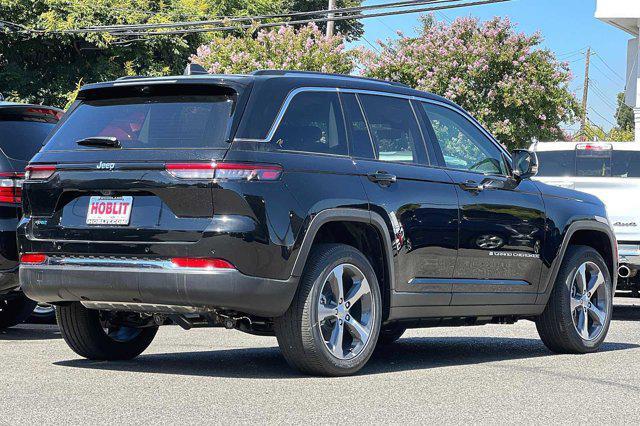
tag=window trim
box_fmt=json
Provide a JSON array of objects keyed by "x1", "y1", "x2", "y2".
[{"x1": 234, "y1": 86, "x2": 510, "y2": 164}]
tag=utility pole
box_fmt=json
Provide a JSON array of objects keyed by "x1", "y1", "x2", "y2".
[
  {"x1": 580, "y1": 47, "x2": 591, "y2": 141},
  {"x1": 326, "y1": 0, "x2": 337, "y2": 37}
]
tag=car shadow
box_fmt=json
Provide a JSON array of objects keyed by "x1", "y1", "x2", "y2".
[
  {"x1": 0, "y1": 324, "x2": 62, "y2": 341},
  {"x1": 54, "y1": 336, "x2": 639, "y2": 379},
  {"x1": 613, "y1": 303, "x2": 640, "y2": 321}
]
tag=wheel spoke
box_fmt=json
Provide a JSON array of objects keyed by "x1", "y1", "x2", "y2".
[
  {"x1": 318, "y1": 303, "x2": 337, "y2": 323},
  {"x1": 575, "y1": 264, "x2": 587, "y2": 294},
  {"x1": 328, "y1": 265, "x2": 345, "y2": 302},
  {"x1": 345, "y1": 316, "x2": 370, "y2": 343},
  {"x1": 577, "y1": 309, "x2": 589, "y2": 339},
  {"x1": 588, "y1": 304, "x2": 607, "y2": 326},
  {"x1": 329, "y1": 320, "x2": 344, "y2": 357},
  {"x1": 345, "y1": 278, "x2": 370, "y2": 307},
  {"x1": 588, "y1": 269, "x2": 605, "y2": 294}
]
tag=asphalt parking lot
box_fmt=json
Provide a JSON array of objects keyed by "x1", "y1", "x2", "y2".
[{"x1": 2, "y1": 299, "x2": 640, "y2": 425}]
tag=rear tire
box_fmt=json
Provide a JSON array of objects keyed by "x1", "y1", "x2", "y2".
[
  {"x1": 56, "y1": 302, "x2": 158, "y2": 360},
  {"x1": 536, "y1": 245, "x2": 613, "y2": 354},
  {"x1": 274, "y1": 244, "x2": 382, "y2": 376},
  {"x1": 0, "y1": 293, "x2": 37, "y2": 329}
]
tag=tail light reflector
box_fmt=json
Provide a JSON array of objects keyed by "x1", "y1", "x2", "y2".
[
  {"x1": 20, "y1": 253, "x2": 48, "y2": 264},
  {"x1": 166, "y1": 162, "x2": 282, "y2": 181},
  {"x1": 170, "y1": 257, "x2": 235, "y2": 269},
  {"x1": 25, "y1": 164, "x2": 57, "y2": 180},
  {"x1": 0, "y1": 172, "x2": 23, "y2": 204}
]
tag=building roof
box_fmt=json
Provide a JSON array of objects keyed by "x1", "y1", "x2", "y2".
[{"x1": 595, "y1": 0, "x2": 640, "y2": 35}]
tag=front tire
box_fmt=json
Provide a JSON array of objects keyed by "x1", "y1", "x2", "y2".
[
  {"x1": 0, "y1": 293, "x2": 37, "y2": 329},
  {"x1": 29, "y1": 303, "x2": 57, "y2": 324},
  {"x1": 56, "y1": 302, "x2": 158, "y2": 360},
  {"x1": 536, "y1": 245, "x2": 613, "y2": 353},
  {"x1": 275, "y1": 244, "x2": 382, "y2": 376}
]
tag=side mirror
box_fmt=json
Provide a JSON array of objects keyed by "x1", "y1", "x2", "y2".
[{"x1": 511, "y1": 149, "x2": 538, "y2": 180}]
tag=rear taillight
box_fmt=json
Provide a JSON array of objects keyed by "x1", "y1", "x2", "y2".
[
  {"x1": 25, "y1": 164, "x2": 57, "y2": 180},
  {"x1": 0, "y1": 172, "x2": 24, "y2": 204},
  {"x1": 170, "y1": 257, "x2": 235, "y2": 269},
  {"x1": 165, "y1": 162, "x2": 282, "y2": 181},
  {"x1": 576, "y1": 143, "x2": 612, "y2": 151},
  {"x1": 20, "y1": 253, "x2": 48, "y2": 264}
]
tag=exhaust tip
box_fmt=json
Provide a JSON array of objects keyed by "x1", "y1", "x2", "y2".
[{"x1": 619, "y1": 265, "x2": 631, "y2": 278}]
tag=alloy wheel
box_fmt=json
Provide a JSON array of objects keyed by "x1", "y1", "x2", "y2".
[
  {"x1": 317, "y1": 263, "x2": 376, "y2": 360},
  {"x1": 570, "y1": 261, "x2": 609, "y2": 341}
]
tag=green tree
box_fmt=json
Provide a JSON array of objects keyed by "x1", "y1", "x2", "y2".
[
  {"x1": 191, "y1": 23, "x2": 354, "y2": 75},
  {"x1": 283, "y1": 0, "x2": 364, "y2": 41},
  {"x1": 0, "y1": 0, "x2": 283, "y2": 108},
  {"x1": 358, "y1": 16, "x2": 581, "y2": 150},
  {"x1": 614, "y1": 92, "x2": 635, "y2": 134}
]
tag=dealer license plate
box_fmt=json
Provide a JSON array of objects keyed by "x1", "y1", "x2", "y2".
[{"x1": 86, "y1": 196, "x2": 133, "y2": 225}]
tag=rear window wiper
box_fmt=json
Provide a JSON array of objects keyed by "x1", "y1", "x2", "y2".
[{"x1": 76, "y1": 136, "x2": 122, "y2": 148}]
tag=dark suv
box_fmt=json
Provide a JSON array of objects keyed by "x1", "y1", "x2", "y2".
[
  {"x1": 0, "y1": 100, "x2": 61, "y2": 328},
  {"x1": 18, "y1": 70, "x2": 617, "y2": 376}
]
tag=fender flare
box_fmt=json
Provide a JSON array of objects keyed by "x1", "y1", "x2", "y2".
[
  {"x1": 290, "y1": 208, "x2": 395, "y2": 290},
  {"x1": 536, "y1": 219, "x2": 617, "y2": 305}
]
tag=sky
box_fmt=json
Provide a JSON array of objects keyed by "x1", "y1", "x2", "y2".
[{"x1": 350, "y1": 0, "x2": 633, "y2": 135}]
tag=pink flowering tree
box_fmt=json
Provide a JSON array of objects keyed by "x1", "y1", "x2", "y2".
[
  {"x1": 190, "y1": 23, "x2": 354, "y2": 75},
  {"x1": 359, "y1": 16, "x2": 581, "y2": 148}
]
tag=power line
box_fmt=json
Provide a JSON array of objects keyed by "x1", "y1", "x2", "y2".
[
  {"x1": 1, "y1": 0, "x2": 511, "y2": 37},
  {"x1": 593, "y1": 52, "x2": 625, "y2": 82},
  {"x1": 588, "y1": 106, "x2": 616, "y2": 128},
  {"x1": 117, "y1": 0, "x2": 512, "y2": 37},
  {"x1": 55, "y1": 0, "x2": 454, "y2": 33}
]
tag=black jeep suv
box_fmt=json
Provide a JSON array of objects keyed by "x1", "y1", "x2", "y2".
[
  {"x1": 0, "y1": 100, "x2": 61, "y2": 328},
  {"x1": 18, "y1": 70, "x2": 617, "y2": 376}
]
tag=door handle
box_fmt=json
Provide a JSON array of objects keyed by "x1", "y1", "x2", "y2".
[
  {"x1": 367, "y1": 171, "x2": 397, "y2": 186},
  {"x1": 459, "y1": 180, "x2": 484, "y2": 192}
]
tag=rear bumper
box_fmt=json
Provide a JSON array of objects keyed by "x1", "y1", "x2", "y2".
[{"x1": 20, "y1": 259, "x2": 298, "y2": 318}]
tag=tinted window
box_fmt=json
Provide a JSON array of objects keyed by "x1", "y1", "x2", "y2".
[
  {"x1": 341, "y1": 93, "x2": 374, "y2": 159},
  {"x1": 0, "y1": 119, "x2": 56, "y2": 160},
  {"x1": 535, "y1": 151, "x2": 576, "y2": 176},
  {"x1": 422, "y1": 103, "x2": 506, "y2": 175},
  {"x1": 537, "y1": 149, "x2": 640, "y2": 178},
  {"x1": 44, "y1": 95, "x2": 234, "y2": 151},
  {"x1": 359, "y1": 94, "x2": 424, "y2": 163},
  {"x1": 612, "y1": 151, "x2": 640, "y2": 177},
  {"x1": 272, "y1": 92, "x2": 347, "y2": 155}
]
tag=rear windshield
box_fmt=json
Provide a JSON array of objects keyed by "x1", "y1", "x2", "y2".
[
  {"x1": 537, "y1": 149, "x2": 640, "y2": 177},
  {"x1": 0, "y1": 118, "x2": 56, "y2": 161},
  {"x1": 43, "y1": 95, "x2": 234, "y2": 151}
]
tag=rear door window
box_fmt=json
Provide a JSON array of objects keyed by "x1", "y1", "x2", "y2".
[
  {"x1": 0, "y1": 119, "x2": 56, "y2": 160},
  {"x1": 271, "y1": 91, "x2": 347, "y2": 155},
  {"x1": 358, "y1": 94, "x2": 426, "y2": 164},
  {"x1": 43, "y1": 95, "x2": 234, "y2": 151},
  {"x1": 340, "y1": 93, "x2": 374, "y2": 159}
]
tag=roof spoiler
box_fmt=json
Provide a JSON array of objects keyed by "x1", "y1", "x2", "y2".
[{"x1": 184, "y1": 63, "x2": 208, "y2": 76}]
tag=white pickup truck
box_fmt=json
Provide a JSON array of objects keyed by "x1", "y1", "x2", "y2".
[{"x1": 531, "y1": 141, "x2": 640, "y2": 295}]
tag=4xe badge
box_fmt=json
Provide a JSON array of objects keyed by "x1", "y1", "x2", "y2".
[{"x1": 96, "y1": 161, "x2": 115, "y2": 170}]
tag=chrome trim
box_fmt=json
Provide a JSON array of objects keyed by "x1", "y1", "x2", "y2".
[
  {"x1": 233, "y1": 86, "x2": 510, "y2": 159},
  {"x1": 46, "y1": 256, "x2": 172, "y2": 269},
  {"x1": 81, "y1": 301, "x2": 211, "y2": 314}
]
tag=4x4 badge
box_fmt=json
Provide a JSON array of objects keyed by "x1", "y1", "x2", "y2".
[{"x1": 96, "y1": 161, "x2": 115, "y2": 170}]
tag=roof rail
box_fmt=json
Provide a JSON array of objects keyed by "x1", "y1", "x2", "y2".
[
  {"x1": 116, "y1": 75, "x2": 149, "y2": 81},
  {"x1": 251, "y1": 69, "x2": 411, "y2": 89}
]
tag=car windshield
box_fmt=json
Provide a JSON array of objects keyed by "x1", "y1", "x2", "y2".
[
  {"x1": 536, "y1": 149, "x2": 640, "y2": 177},
  {"x1": 0, "y1": 119, "x2": 56, "y2": 161},
  {"x1": 43, "y1": 95, "x2": 235, "y2": 151}
]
